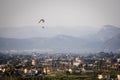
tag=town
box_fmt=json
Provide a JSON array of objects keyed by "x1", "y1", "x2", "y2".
[{"x1": 0, "y1": 51, "x2": 120, "y2": 80}]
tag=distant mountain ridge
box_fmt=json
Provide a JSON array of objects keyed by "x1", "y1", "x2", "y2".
[
  {"x1": 103, "y1": 33, "x2": 120, "y2": 52},
  {"x1": 97, "y1": 25, "x2": 120, "y2": 41},
  {"x1": 0, "y1": 25, "x2": 120, "y2": 53},
  {"x1": 98, "y1": 25, "x2": 120, "y2": 52}
]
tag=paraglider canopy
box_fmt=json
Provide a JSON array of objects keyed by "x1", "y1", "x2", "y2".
[{"x1": 38, "y1": 19, "x2": 45, "y2": 23}]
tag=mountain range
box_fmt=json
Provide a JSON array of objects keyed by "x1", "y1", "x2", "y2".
[{"x1": 0, "y1": 25, "x2": 120, "y2": 53}]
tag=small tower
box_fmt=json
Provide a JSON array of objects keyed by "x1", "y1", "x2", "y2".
[
  {"x1": 32, "y1": 59, "x2": 36, "y2": 66},
  {"x1": 31, "y1": 52, "x2": 37, "y2": 66}
]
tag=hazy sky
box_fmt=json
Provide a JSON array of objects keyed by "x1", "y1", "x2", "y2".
[{"x1": 0, "y1": 0, "x2": 120, "y2": 28}]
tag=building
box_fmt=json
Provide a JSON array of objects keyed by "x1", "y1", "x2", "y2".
[{"x1": 32, "y1": 59, "x2": 36, "y2": 66}]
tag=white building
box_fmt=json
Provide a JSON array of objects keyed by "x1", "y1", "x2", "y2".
[{"x1": 32, "y1": 59, "x2": 36, "y2": 66}]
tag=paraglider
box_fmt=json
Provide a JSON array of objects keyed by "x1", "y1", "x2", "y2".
[{"x1": 38, "y1": 19, "x2": 45, "y2": 29}]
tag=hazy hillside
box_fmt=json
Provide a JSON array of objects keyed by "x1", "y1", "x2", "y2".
[
  {"x1": 96, "y1": 25, "x2": 120, "y2": 41},
  {"x1": 103, "y1": 33, "x2": 120, "y2": 52},
  {"x1": 0, "y1": 25, "x2": 120, "y2": 53},
  {"x1": 0, "y1": 35, "x2": 85, "y2": 51}
]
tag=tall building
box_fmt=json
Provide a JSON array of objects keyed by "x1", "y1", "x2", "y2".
[{"x1": 32, "y1": 59, "x2": 36, "y2": 66}]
